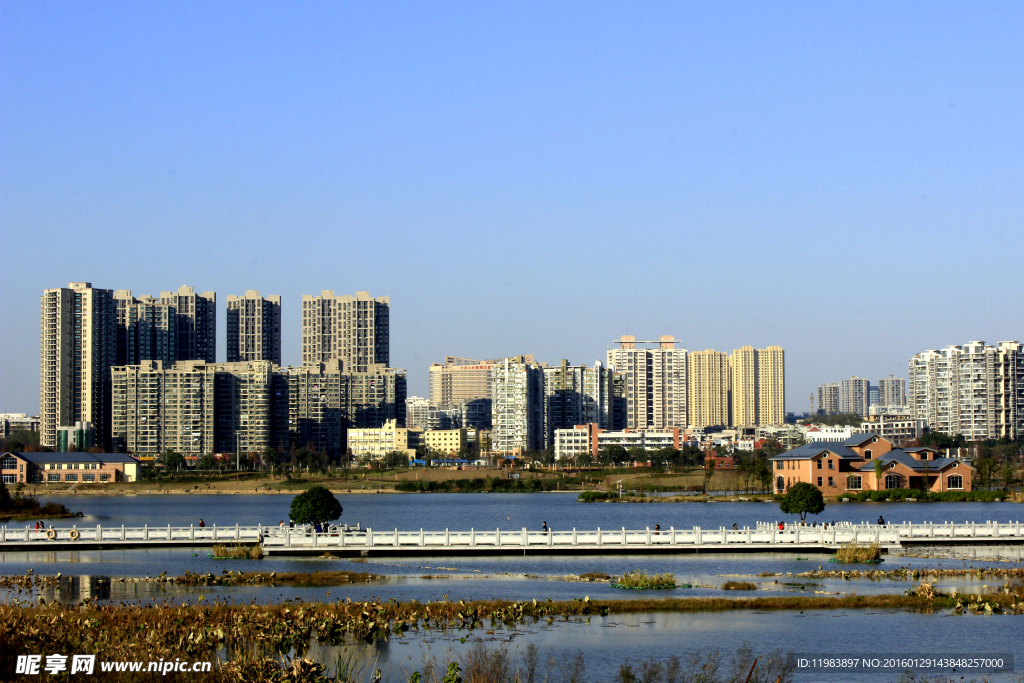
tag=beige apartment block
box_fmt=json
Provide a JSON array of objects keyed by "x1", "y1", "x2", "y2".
[
  {"x1": 111, "y1": 360, "x2": 217, "y2": 457},
  {"x1": 687, "y1": 349, "x2": 730, "y2": 428},
  {"x1": 282, "y1": 360, "x2": 345, "y2": 457},
  {"x1": 159, "y1": 286, "x2": 216, "y2": 363},
  {"x1": 877, "y1": 375, "x2": 907, "y2": 408},
  {"x1": 301, "y1": 290, "x2": 389, "y2": 372},
  {"x1": 756, "y1": 346, "x2": 785, "y2": 426},
  {"x1": 227, "y1": 290, "x2": 282, "y2": 365},
  {"x1": 40, "y1": 283, "x2": 117, "y2": 449},
  {"x1": 491, "y1": 356, "x2": 545, "y2": 453},
  {"x1": 428, "y1": 357, "x2": 501, "y2": 404},
  {"x1": 424, "y1": 428, "x2": 467, "y2": 456},
  {"x1": 543, "y1": 359, "x2": 615, "y2": 446},
  {"x1": 607, "y1": 336, "x2": 687, "y2": 430},
  {"x1": 347, "y1": 419, "x2": 422, "y2": 459}
]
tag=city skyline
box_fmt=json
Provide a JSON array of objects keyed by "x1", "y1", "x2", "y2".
[
  {"x1": 13, "y1": 277, "x2": 1023, "y2": 422},
  {"x1": 3, "y1": 3, "x2": 1022, "y2": 415}
]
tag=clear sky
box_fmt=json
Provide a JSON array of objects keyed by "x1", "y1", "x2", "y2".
[{"x1": 1, "y1": 1, "x2": 1022, "y2": 414}]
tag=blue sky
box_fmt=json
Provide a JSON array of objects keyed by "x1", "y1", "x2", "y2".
[{"x1": 1, "y1": 1, "x2": 1022, "y2": 413}]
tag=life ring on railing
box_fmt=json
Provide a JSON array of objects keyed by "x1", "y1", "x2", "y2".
[
  {"x1": 69, "y1": 529, "x2": 80, "y2": 540},
  {"x1": 46, "y1": 529, "x2": 57, "y2": 540}
]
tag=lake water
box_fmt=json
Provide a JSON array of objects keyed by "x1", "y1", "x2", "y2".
[
  {"x1": 18, "y1": 492, "x2": 1024, "y2": 530},
  {"x1": 319, "y1": 609, "x2": 1024, "y2": 683}
]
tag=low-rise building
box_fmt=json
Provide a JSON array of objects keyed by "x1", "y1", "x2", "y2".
[
  {"x1": 347, "y1": 420, "x2": 423, "y2": 460},
  {"x1": 424, "y1": 428, "x2": 467, "y2": 456},
  {"x1": 2, "y1": 452, "x2": 140, "y2": 485},
  {"x1": 552, "y1": 424, "x2": 689, "y2": 460},
  {"x1": 860, "y1": 414, "x2": 925, "y2": 446},
  {"x1": 1, "y1": 414, "x2": 40, "y2": 438}
]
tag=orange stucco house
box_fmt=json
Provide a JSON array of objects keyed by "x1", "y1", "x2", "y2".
[{"x1": 769, "y1": 433, "x2": 973, "y2": 496}]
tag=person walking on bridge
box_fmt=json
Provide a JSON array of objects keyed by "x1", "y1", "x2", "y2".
[
  {"x1": 199, "y1": 519, "x2": 205, "y2": 528},
  {"x1": 877, "y1": 515, "x2": 886, "y2": 526}
]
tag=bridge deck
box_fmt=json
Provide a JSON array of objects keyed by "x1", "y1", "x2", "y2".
[{"x1": 1, "y1": 521, "x2": 1020, "y2": 555}]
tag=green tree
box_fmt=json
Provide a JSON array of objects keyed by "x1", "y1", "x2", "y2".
[
  {"x1": 158, "y1": 449, "x2": 185, "y2": 471},
  {"x1": 289, "y1": 485, "x2": 343, "y2": 524},
  {"x1": 873, "y1": 458, "x2": 885, "y2": 489},
  {"x1": 778, "y1": 481, "x2": 826, "y2": 521},
  {"x1": 382, "y1": 450, "x2": 409, "y2": 469},
  {"x1": 701, "y1": 456, "x2": 716, "y2": 495},
  {"x1": 197, "y1": 453, "x2": 217, "y2": 471}
]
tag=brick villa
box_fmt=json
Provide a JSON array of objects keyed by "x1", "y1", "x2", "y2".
[{"x1": 769, "y1": 433, "x2": 973, "y2": 495}]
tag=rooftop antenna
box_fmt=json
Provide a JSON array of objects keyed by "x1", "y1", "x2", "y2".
[{"x1": 809, "y1": 394, "x2": 814, "y2": 416}]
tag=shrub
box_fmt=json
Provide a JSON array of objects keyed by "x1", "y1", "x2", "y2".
[
  {"x1": 722, "y1": 581, "x2": 757, "y2": 590},
  {"x1": 833, "y1": 543, "x2": 881, "y2": 563},
  {"x1": 211, "y1": 543, "x2": 263, "y2": 559},
  {"x1": 614, "y1": 569, "x2": 676, "y2": 589},
  {"x1": 578, "y1": 491, "x2": 614, "y2": 502}
]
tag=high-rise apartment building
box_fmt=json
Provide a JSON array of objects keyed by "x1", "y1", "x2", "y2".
[
  {"x1": 729, "y1": 345, "x2": 785, "y2": 427},
  {"x1": 283, "y1": 360, "x2": 346, "y2": 457},
  {"x1": 817, "y1": 383, "x2": 840, "y2": 416},
  {"x1": 607, "y1": 336, "x2": 687, "y2": 430},
  {"x1": 491, "y1": 356, "x2": 545, "y2": 453},
  {"x1": 114, "y1": 291, "x2": 178, "y2": 366},
  {"x1": 840, "y1": 377, "x2": 871, "y2": 416},
  {"x1": 687, "y1": 350, "x2": 730, "y2": 428},
  {"x1": 542, "y1": 360, "x2": 615, "y2": 446},
  {"x1": 159, "y1": 286, "x2": 216, "y2": 363},
  {"x1": 428, "y1": 357, "x2": 500, "y2": 405},
  {"x1": 226, "y1": 291, "x2": 282, "y2": 365},
  {"x1": 111, "y1": 360, "x2": 217, "y2": 456},
  {"x1": 877, "y1": 375, "x2": 907, "y2": 408},
  {"x1": 40, "y1": 283, "x2": 117, "y2": 449},
  {"x1": 301, "y1": 290, "x2": 389, "y2": 372},
  {"x1": 909, "y1": 341, "x2": 1023, "y2": 440}
]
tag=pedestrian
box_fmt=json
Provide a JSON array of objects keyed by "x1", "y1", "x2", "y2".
[
  {"x1": 278, "y1": 520, "x2": 285, "y2": 527},
  {"x1": 732, "y1": 523, "x2": 738, "y2": 530},
  {"x1": 199, "y1": 519, "x2": 205, "y2": 528},
  {"x1": 877, "y1": 515, "x2": 886, "y2": 526},
  {"x1": 289, "y1": 520, "x2": 294, "y2": 529},
  {"x1": 778, "y1": 521, "x2": 784, "y2": 531},
  {"x1": 542, "y1": 521, "x2": 548, "y2": 533},
  {"x1": 654, "y1": 524, "x2": 661, "y2": 534}
]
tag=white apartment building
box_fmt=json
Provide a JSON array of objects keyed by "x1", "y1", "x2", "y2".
[
  {"x1": 860, "y1": 415, "x2": 925, "y2": 446},
  {"x1": 840, "y1": 377, "x2": 870, "y2": 416},
  {"x1": 491, "y1": 356, "x2": 545, "y2": 453},
  {"x1": 909, "y1": 341, "x2": 1024, "y2": 440},
  {"x1": 607, "y1": 336, "x2": 687, "y2": 430}
]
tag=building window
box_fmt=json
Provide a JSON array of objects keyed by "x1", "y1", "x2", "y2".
[
  {"x1": 828, "y1": 477, "x2": 834, "y2": 487},
  {"x1": 817, "y1": 477, "x2": 822, "y2": 486},
  {"x1": 864, "y1": 450, "x2": 872, "y2": 460},
  {"x1": 847, "y1": 475, "x2": 862, "y2": 490},
  {"x1": 775, "y1": 461, "x2": 783, "y2": 470},
  {"x1": 65, "y1": 474, "x2": 78, "y2": 482},
  {"x1": 816, "y1": 459, "x2": 822, "y2": 470},
  {"x1": 47, "y1": 473, "x2": 60, "y2": 482},
  {"x1": 885, "y1": 474, "x2": 900, "y2": 490},
  {"x1": 828, "y1": 460, "x2": 834, "y2": 470},
  {"x1": 1, "y1": 455, "x2": 16, "y2": 470},
  {"x1": 100, "y1": 474, "x2": 110, "y2": 483},
  {"x1": 83, "y1": 473, "x2": 95, "y2": 483},
  {"x1": 947, "y1": 475, "x2": 963, "y2": 490},
  {"x1": 1, "y1": 474, "x2": 14, "y2": 484}
]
